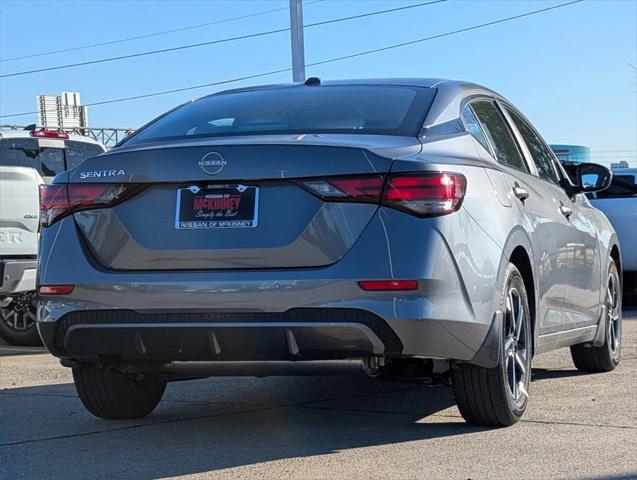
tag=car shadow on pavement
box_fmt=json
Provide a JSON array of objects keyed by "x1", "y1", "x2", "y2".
[
  {"x1": 1, "y1": 364, "x2": 614, "y2": 480},
  {"x1": 530, "y1": 367, "x2": 593, "y2": 381},
  {"x1": 0, "y1": 373, "x2": 490, "y2": 479}
]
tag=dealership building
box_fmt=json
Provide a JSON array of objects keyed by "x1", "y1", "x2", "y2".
[{"x1": 550, "y1": 144, "x2": 591, "y2": 163}]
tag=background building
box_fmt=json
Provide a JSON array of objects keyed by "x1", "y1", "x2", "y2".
[
  {"x1": 610, "y1": 160, "x2": 630, "y2": 169},
  {"x1": 37, "y1": 92, "x2": 88, "y2": 129},
  {"x1": 550, "y1": 144, "x2": 591, "y2": 164}
]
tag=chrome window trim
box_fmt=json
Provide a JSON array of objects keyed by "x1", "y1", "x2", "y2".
[
  {"x1": 498, "y1": 100, "x2": 567, "y2": 188},
  {"x1": 460, "y1": 96, "x2": 532, "y2": 175}
]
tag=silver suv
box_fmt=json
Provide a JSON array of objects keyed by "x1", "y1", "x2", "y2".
[{"x1": 37, "y1": 79, "x2": 622, "y2": 426}]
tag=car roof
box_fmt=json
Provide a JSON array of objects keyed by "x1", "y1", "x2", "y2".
[
  {"x1": 0, "y1": 128, "x2": 104, "y2": 147},
  {"x1": 212, "y1": 78, "x2": 477, "y2": 95}
]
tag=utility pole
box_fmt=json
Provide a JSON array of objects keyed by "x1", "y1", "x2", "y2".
[{"x1": 289, "y1": 0, "x2": 306, "y2": 82}]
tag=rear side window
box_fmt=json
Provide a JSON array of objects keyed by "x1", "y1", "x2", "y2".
[
  {"x1": 593, "y1": 175, "x2": 637, "y2": 199},
  {"x1": 506, "y1": 108, "x2": 560, "y2": 185},
  {"x1": 461, "y1": 104, "x2": 491, "y2": 153},
  {"x1": 470, "y1": 101, "x2": 528, "y2": 173},
  {"x1": 126, "y1": 85, "x2": 437, "y2": 145},
  {"x1": 66, "y1": 141, "x2": 105, "y2": 169},
  {"x1": 0, "y1": 138, "x2": 65, "y2": 177}
]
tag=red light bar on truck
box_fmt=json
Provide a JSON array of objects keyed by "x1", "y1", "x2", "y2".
[{"x1": 30, "y1": 129, "x2": 69, "y2": 140}]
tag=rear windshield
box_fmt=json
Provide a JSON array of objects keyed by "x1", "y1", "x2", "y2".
[
  {"x1": 0, "y1": 138, "x2": 65, "y2": 176},
  {"x1": 126, "y1": 85, "x2": 436, "y2": 145},
  {"x1": 0, "y1": 138, "x2": 104, "y2": 176},
  {"x1": 65, "y1": 140, "x2": 105, "y2": 169}
]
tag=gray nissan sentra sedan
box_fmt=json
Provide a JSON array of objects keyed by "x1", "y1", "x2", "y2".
[{"x1": 36, "y1": 78, "x2": 622, "y2": 426}]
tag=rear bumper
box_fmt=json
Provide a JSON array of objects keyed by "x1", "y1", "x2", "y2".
[
  {"x1": 38, "y1": 309, "x2": 397, "y2": 361},
  {"x1": 37, "y1": 206, "x2": 505, "y2": 366},
  {"x1": 37, "y1": 307, "x2": 498, "y2": 366},
  {"x1": 0, "y1": 259, "x2": 37, "y2": 295}
]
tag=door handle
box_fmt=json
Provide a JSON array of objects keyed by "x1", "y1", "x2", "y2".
[
  {"x1": 559, "y1": 204, "x2": 573, "y2": 218},
  {"x1": 513, "y1": 185, "x2": 529, "y2": 201}
]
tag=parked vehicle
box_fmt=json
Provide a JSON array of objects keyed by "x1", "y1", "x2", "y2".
[
  {"x1": 560, "y1": 164, "x2": 636, "y2": 301},
  {"x1": 589, "y1": 169, "x2": 637, "y2": 299},
  {"x1": 0, "y1": 166, "x2": 41, "y2": 345},
  {"x1": 0, "y1": 127, "x2": 105, "y2": 345},
  {"x1": 37, "y1": 79, "x2": 621, "y2": 426}
]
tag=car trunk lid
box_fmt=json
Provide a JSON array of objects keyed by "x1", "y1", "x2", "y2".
[{"x1": 70, "y1": 137, "x2": 419, "y2": 270}]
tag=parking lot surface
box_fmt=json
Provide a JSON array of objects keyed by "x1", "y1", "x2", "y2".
[{"x1": 1, "y1": 312, "x2": 636, "y2": 480}]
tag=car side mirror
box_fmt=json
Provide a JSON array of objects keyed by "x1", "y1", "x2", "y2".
[{"x1": 575, "y1": 163, "x2": 612, "y2": 194}]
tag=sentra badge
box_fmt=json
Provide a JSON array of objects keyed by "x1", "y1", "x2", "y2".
[{"x1": 79, "y1": 169, "x2": 126, "y2": 179}]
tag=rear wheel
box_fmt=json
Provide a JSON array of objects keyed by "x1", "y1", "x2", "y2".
[
  {"x1": 570, "y1": 259, "x2": 621, "y2": 372},
  {"x1": 72, "y1": 366, "x2": 166, "y2": 419},
  {"x1": 452, "y1": 263, "x2": 532, "y2": 427},
  {"x1": 0, "y1": 293, "x2": 41, "y2": 346}
]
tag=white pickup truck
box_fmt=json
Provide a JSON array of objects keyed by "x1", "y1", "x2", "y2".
[{"x1": 0, "y1": 127, "x2": 105, "y2": 345}]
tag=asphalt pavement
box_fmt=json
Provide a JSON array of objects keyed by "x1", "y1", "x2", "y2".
[{"x1": 1, "y1": 312, "x2": 636, "y2": 480}]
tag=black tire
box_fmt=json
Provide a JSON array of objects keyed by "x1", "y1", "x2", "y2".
[
  {"x1": 570, "y1": 259, "x2": 621, "y2": 373},
  {"x1": 72, "y1": 366, "x2": 166, "y2": 419},
  {"x1": 0, "y1": 295, "x2": 41, "y2": 346},
  {"x1": 452, "y1": 263, "x2": 533, "y2": 427}
]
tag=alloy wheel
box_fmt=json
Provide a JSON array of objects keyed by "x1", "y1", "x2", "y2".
[
  {"x1": 1, "y1": 293, "x2": 37, "y2": 332},
  {"x1": 606, "y1": 271, "x2": 621, "y2": 358},
  {"x1": 503, "y1": 287, "x2": 530, "y2": 406}
]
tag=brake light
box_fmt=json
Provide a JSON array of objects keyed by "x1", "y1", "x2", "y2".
[
  {"x1": 358, "y1": 280, "x2": 418, "y2": 291},
  {"x1": 299, "y1": 172, "x2": 466, "y2": 217},
  {"x1": 30, "y1": 128, "x2": 69, "y2": 140},
  {"x1": 40, "y1": 183, "x2": 144, "y2": 227},
  {"x1": 383, "y1": 172, "x2": 466, "y2": 216}
]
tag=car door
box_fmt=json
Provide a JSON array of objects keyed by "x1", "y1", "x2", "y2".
[
  {"x1": 467, "y1": 99, "x2": 567, "y2": 334},
  {"x1": 503, "y1": 105, "x2": 600, "y2": 328}
]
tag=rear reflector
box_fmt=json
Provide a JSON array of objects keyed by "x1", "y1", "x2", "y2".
[
  {"x1": 38, "y1": 285, "x2": 75, "y2": 295},
  {"x1": 299, "y1": 172, "x2": 466, "y2": 217},
  {"x1": 358, "y1": 280, "x2": 418, "y2": 291},
  {"x1": 40, "y1": 183, "x2": 145, "y2": 227}
]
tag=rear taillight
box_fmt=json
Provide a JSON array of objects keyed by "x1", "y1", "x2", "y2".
[
  {"x1": 300, "y1": 175, "x2": 385, "y2": 202},
  {"x1": 299, "y1": 172, "x2": 466, "y2": 217},
  {"x1": 40, "y1": 184, "x2": 144, "y2": 227},
  {"x1": 39, "y1": 184, "x2": 70, "y2": 228},
  {"x1": 383, "y1": 172, "x2": 466, "y2": 216}
]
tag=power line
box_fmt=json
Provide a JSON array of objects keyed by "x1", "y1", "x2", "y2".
[
  {"x1": 0, "y1": 0, "x2": 446, "y2": 79},
  {"x1": 0, "y1": 68, "x2": 293, "y2": 119},
  {"x1": 0, "y1": 29, "x2": 289, "y2": 79},
  {"x1": 590, "y1": 150, "x2": 637, "y2": 153},
  {"x1": 0, "y1": 0, "x2": 585, "y2": 119},
  {"x1": 307, "y1": 0, "x2": 584, "y2": 68},
  {"x1": 0, "y1": 3, "x2": 314, "y2": 63}
]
